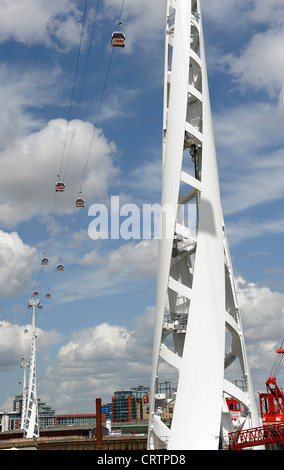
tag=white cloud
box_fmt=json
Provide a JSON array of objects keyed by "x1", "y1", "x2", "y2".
[
  {"x1": 248, "y1": 0, "x2": 284, "y2": 27},
  {"x1": 41, "y1": 307, "x2": 155, "y2": 412},
  {"x1": 221, "y1": 149, "x2": 284, "y2": 216},
  {"x1": 0, "y1": 320, "x2": 61, "y2": 371},
  {"x1": 237, "y1": 276, "x2": 284, "y2": 342},
  {"x1": 106, "y1": 240, "x2": 158, "y2": 278},
  {"x1": 39, "y1": 275, "x2": 284, "y2": 412},
  {"x1": 0, "y1": 0, "x2": 85, "y2": 49},
  {"x1": 0, "y1": 231, "x2": 38, "y2": 298},
  {"x1": 0, "y1": 118, "x2": 118, "y2": 226},
  {"x1": 236, "y1": 277, "x2": 284, "y2": 391},
  {"x1": 80, "y1": 239, "x2": 158, "y2": 279},
  {"x1": 0, "y1": 63, "x2": 62, "y2": 147},
  {"x1": 213, "y1": 98, "x2": 284, "y2": 216},
  {"x1": 128, "y1": 158, "x2": 162, "y2": 197},
  {"x1": 226, "y1": 216, "x2": 284, "y2": 247},
  {"x1": 221, "y1": 28, "x2": 284, "y2": 95},
  {"x1": 201, "y1": 0, "x2": 245, "y2": 23}
]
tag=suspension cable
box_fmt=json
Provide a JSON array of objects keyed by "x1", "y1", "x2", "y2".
[{"x1": 34, "y1": 0, "x2": 126, "y2": 298}]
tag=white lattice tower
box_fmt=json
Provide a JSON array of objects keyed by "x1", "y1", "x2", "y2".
[
  {"x1": 23, "y1": 299, "x2": 39, "y2": 438},
  {"x1": 20, "y1": 358, "x2": 29, "y2": 430},
  {"x1": 147, "y1": 0, "x2": 261, "y2": 450}
]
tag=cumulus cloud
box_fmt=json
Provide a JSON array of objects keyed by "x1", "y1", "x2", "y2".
[
  {"x1": 0, "y1": 320, "x2": 61, "y2": 371},
  {"x1": 248, "y1": 0, "x2": 284, "y2": 27},
  {"x1": 41, "y1": 307, "x2": 155, "y2": 412},
  {"x1": 79, "y1": 240, "x2": 158, "y2": 280},
  {"x1": 0, "y1": 63, "x2": 63, "y2": 147},
  {"x1": 221, "y1": 28, "x2": 284, "y2": 95},
  {"x1": 0, "y1": 118, "x2": 118, "y2": 226},
  {"x1": 39, "y1": 275, "x2": 284, "y2": 412},
  {"x1": 0, "y1": 0, "x2": 87, "y2": 49},
  {"x1": 105, "y1": 240, "x2": 158, "y2": 278},
  {"x1": 0, "y1": 231, "x2": 38, "y2": 297},
  {"x1": 236, "y1": 277, "x2": 284, "y2": 391},
  {"x1": 202, "y1": 0, "x2": 246, "y2": 24},
  {"x1": 237, "y1": 277, "x2": 284, "y2": 342}
]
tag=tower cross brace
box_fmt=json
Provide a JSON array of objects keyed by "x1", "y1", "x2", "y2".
[{"x1": 147, "y1": 0, "x2": 261, "y2": 450}]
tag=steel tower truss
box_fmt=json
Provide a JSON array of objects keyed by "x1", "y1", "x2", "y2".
[
  {"x1": 148, "y1": 0, "x2": 261, "y2": 450},
  {"x1": 20, "y1": 358, "x2": 29, "y2": 430},
  {"x1": 23, "y1": 299, "x2": 40, "y2": 438}
]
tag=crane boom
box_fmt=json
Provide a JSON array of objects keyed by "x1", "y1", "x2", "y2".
[{"x1": 269, "y1": 342, "x2": 284, "y2": 378}]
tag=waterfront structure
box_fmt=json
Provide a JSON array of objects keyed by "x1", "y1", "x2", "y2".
[{"x1": 148, "y1": 0, "x2": 261, "y2": 450}]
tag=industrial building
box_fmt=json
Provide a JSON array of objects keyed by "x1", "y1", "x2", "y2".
[{"x1": 0, "y1": 384, "x2": 174, "y2": 435}]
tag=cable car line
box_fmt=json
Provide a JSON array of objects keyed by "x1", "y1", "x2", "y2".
[
  {"x1": 61, "y1": 0, "x2": 101, "y2": 186},
  {"x1": 45, "y1": 19, "x2": 120, "y2": 295},
  {"x1": 30, "y1": 0, "x2": 126, "y2": 304},
  {"x1": 58, "y1": 0, "x2": 89, "y2": 181},
  {"x1": 43, "y1": 0, "x2": 88, "y2": 254},
  {"x1": 30, "y1": 2, "x2": 89, "y2": 298},
  {"x1": 43, "y1": 0, "x2": 100, "y2": 261},
  {"x1": 41, "y1": 0, "x2": 103, "y2": 295}
]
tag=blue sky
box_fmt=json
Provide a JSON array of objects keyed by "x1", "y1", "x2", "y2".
[{"x1": 0, "y1": 0, "x2": 284, "y2": 416}]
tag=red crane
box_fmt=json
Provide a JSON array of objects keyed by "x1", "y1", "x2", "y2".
[
  {"x1": 228, "y1": 343, "x2": 284, "y2": 449},
  {"x1": 259, "y1": 344, "x2": 284, "y2": 425}
]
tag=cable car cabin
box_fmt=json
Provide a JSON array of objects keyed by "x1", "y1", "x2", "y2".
[
  {"x1": 55, "y1": 182, "x2": 65, "y2": 192},
  {"x1": 75, "y1": 197, "x2": 84, "y2": 208},
  {"x1": 226, "y1": 398, "x2": 241, "y2": 422},
  {"x1": 57, "y1": 263, "x2": 64, "y2": 271},
  {"x1": 33, "y1": 291, "x2": 39, "y2": 297},
  {"x1": 45, "y1": 292, "x2": 51, "y2": 299},
  {"x1": 41, "y1": 257, "x2": 49, "y2": 265},
  {"x1": 111, "y1": 31, "x2": 125, "y2": 47}
]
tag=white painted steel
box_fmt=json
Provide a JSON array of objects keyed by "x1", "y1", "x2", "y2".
[
  {"x1": 20, "y1": 359, "x2": 29, "y2": 430},
  {"x1": 23, "y1": 299, "x2": 39, "y2": 438},
  {"x1": 147, "y1": 0, "x2": 261, "y2": 450}
]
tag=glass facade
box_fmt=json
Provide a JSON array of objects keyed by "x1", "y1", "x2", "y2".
[{"x1": 112, "y1": 391, "x2": 137, "y2": 422}]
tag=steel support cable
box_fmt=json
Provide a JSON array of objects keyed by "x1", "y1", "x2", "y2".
[
  {"x1": 31, "y1": 2, "x2": 89, "y2": 295},
  {"x1": 58, "y1": 0, "x2": 89, "y2": 179},
  {"x1": 41, "y1": 0, "x2": 89, "y2": 264},
  {"x1": 78, "y1": 46, "x2": 114, "y2": 196},
  {"x1": 47, "y1": 45, "x2": 115, "y2": 295},
  {"x1": 43, "y1": 0, "x2": 88, "y2": 254},
  {"x1": 40, "y1": 0, "x2": 125, "y2": 296},
  {"x1": 43, "y1": 1, "x2": 104, "y2": 293},
  {"x1": 61, "y1": 0, "x2": 101, "y2": 184},
  {"x1": 44, "y1": 0, "x2": 102, "y2": 256}
]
